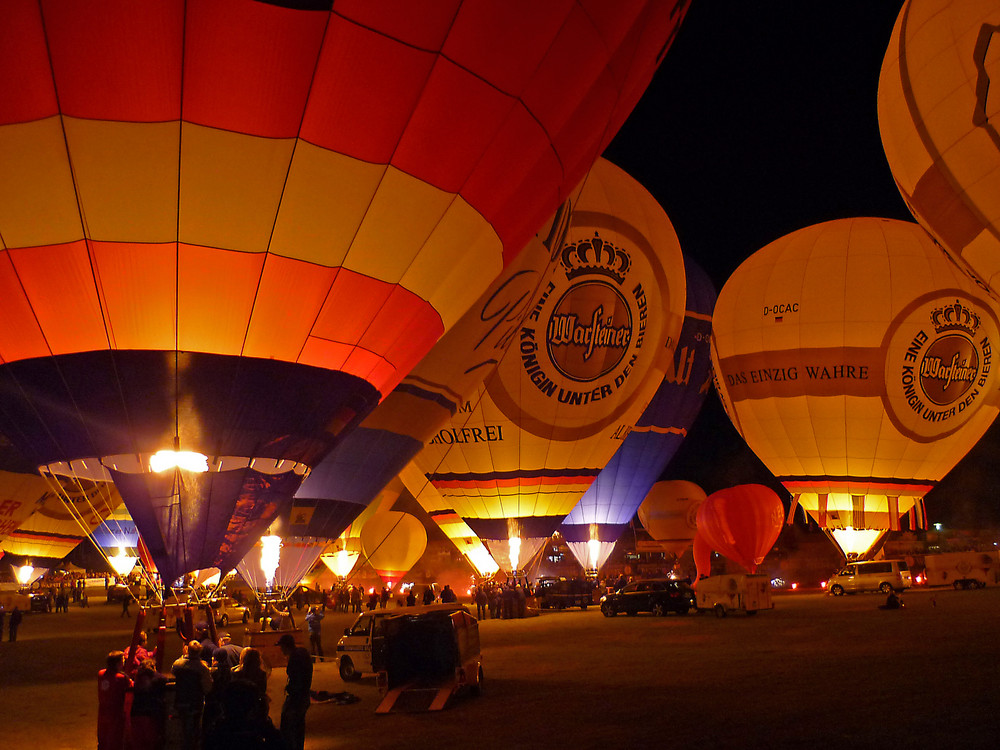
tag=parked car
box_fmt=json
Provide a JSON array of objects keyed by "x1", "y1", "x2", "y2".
[
  {"x1": 207, "y1": 597, "x2": 251, "y2": 626},
  {"x1": 600, "y1": 578, "x2": 696, "y2": 617},
  {"x1": 535, "y1": 576, "x2": 595, "y2": 610},
  {"x1": 826, "y1": 559, "x2": 912, "y2": 596}
]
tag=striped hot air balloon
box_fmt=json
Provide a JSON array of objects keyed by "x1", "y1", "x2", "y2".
[{"x1": 0, "y1": 1, "x2": 689, "y2": 586}]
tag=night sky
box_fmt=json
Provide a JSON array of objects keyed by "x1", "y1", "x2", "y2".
[{"x1": 602, "y1": 1, "x2": 1000, "y2": 528}]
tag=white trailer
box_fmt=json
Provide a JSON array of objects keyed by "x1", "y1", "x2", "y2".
[
  {"x1": 921, "y1": 551, "x2": 999, "y2": 589},
  {"x1": 695, "y1": 574, "x2": 773, "y2": 617}
]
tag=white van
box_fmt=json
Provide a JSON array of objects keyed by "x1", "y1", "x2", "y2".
[
  {"x1": 826, "y1": 560, "x2": 911, "y2": 595},
  {"x1": 335, "y1": 603, "x2": 470, "y2": 682}
]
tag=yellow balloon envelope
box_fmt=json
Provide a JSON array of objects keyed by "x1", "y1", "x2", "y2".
[
  {"x1": 711, "y1": 218, "x2": 1000, "y2": 558},
  {"x1": 879, "y1": 0, "x2": 1000, "y2": 296},
  {"x1": 637, "y1": 480, "x2": 706, "y2": 555},
  {"x1": 360, "y1": 511, "x2": 427, "y2": 590},
  {"x1": 417, "y1": 158, "x2": 687, "y2": 572}
]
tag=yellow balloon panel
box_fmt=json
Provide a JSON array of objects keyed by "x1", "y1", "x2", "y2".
[
  {"x1": 878, "y1": 0, "x2": 1000, "y2": 295},
  {"x1": 712, "y1": 218, "x2": 1000, "y2": 499}
]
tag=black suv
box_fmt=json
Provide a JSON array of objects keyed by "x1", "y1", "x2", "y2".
[{"x1": 600, "y1": 579, "x2": 696, "y2": 617}]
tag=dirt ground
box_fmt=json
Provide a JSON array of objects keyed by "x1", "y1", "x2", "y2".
[{"x1": 1, "y1": 586, "x2": 998, "y2": 749}]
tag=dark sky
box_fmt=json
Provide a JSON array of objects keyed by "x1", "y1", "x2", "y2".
[{"x1": 602, "y1": 2, "x2": 1000, "y2": 528}]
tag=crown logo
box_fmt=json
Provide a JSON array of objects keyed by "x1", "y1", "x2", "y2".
[
  {"x1": 930, "y1": 300, "x2": 981, "y2": 336},
  {"x1": 560, "y1": 233, "x2": 630, "y2": 284}
]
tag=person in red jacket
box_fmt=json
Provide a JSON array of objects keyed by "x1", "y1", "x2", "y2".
[{"x1": 97, "y1": 650, "x2": 132, "y2": 750}]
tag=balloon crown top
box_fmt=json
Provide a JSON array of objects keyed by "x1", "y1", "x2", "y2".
[
  {"x1": 930, "y1": 300, "x2": 980, "y2": 336},
  {"x1": 561, "y1": 232, "x2": 630, "y2": 284}
]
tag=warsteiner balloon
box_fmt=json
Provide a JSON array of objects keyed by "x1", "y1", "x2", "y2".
[{"x1": 711, "y1": 218, "x2": 1000, "y2": 559}]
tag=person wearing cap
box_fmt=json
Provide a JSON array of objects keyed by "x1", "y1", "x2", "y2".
[
  {"x1": 214, "y1": 631, "x2": 242, "y2": 669},
  {"x1": 277, "y1": 633, "x2": 313, "y2": 750}
]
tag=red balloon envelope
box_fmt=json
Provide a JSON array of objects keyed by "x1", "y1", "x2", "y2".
[
  {"x1": 696, "y1": 485, "x2": 783, "y2": 575},
  {"x1": 692, "y1": 531, "x2": 712, "y2": 583}
]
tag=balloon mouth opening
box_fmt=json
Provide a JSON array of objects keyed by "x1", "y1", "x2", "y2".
[
  {"x1": 149, "y1": 450, "x2": 209, "y2": 473},
  {"x1": 39, "y1": 455, "x2": 311, "y2": 481}
]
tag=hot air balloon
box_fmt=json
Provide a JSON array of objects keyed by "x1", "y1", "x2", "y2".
[
  {"x1": 2, "y1": 474, "x2": 121, "y2": 572},
  {"x1": 417, "y1": 157, "x2": 687, "y2": 574},
  {"x1": 0, "y1": 2, "x2": 689, "y2": 589},
  {"x1": 637, "y1": 480, "x2": 707, "y2": 556},
  {"x1": 695, "y1": 484, "x2": 783, "y2": 575},
  {"x1": 560, "y1": 258, "x2": 715, "y2": 571},
  {"x1": 711, "y1": 217, "x2": 1000, "y2": 560},
  {"x1": 91, "y1": 505, "x2": 142, "y2": 578},
  {"x1": 878, "y1": 0, "x2": 1000, "y2": 297},
  {"x1": 360, "y1": 511, "x2": 428, "y2": 591},
  {"x1": 317, "y1": 477, "x2": 407, "y2": 581},
  {"x1": 399, "y1": 461, "x2": 499, "y2": 579}
]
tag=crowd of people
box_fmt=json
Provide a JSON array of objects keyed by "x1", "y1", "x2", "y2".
[
  {"x1": 469, "y1": 580, "x2": 534, "y2": 620},
  {"x1": 96, "y1": 624, "x2": 313, "y2": 750}
]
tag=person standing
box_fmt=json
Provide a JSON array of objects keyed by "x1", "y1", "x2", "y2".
[
  {"x1": 123, "y1": 630, "x2": 156, "y2": 677},
  {"x1": 120, "y1": 588, "x2": 131, "y2": 618},
  {"x1": 277, "y1": 634, "x2": 313, "y2": 750},
  {"x1": 475, "y1": 587, "x2": 488, "y2": 619},
  {"x1": 9, "y1": 606, "x2": 23, "y2": 641},
  {"x1": 129, "y1": 658, "x2": 170, "y2": 750},
  {"x1": 440, "y1": 584, "x2": 457, "y2": 603},
  {"x1": 422, "y1": 585, "x2": 435, "y2": 605},
  {"x1": 171, "y1": 640, "x2": 212, "y2": 750},
  {"x1": 0, "y1": 604, "x2": 6, "y2": 637},
  {"x1": 304, "y1": 606, "x2": 325, "y2": 661},
  {"x1": 97, "y1": 650, "x2": 132, "y2": 750}
]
